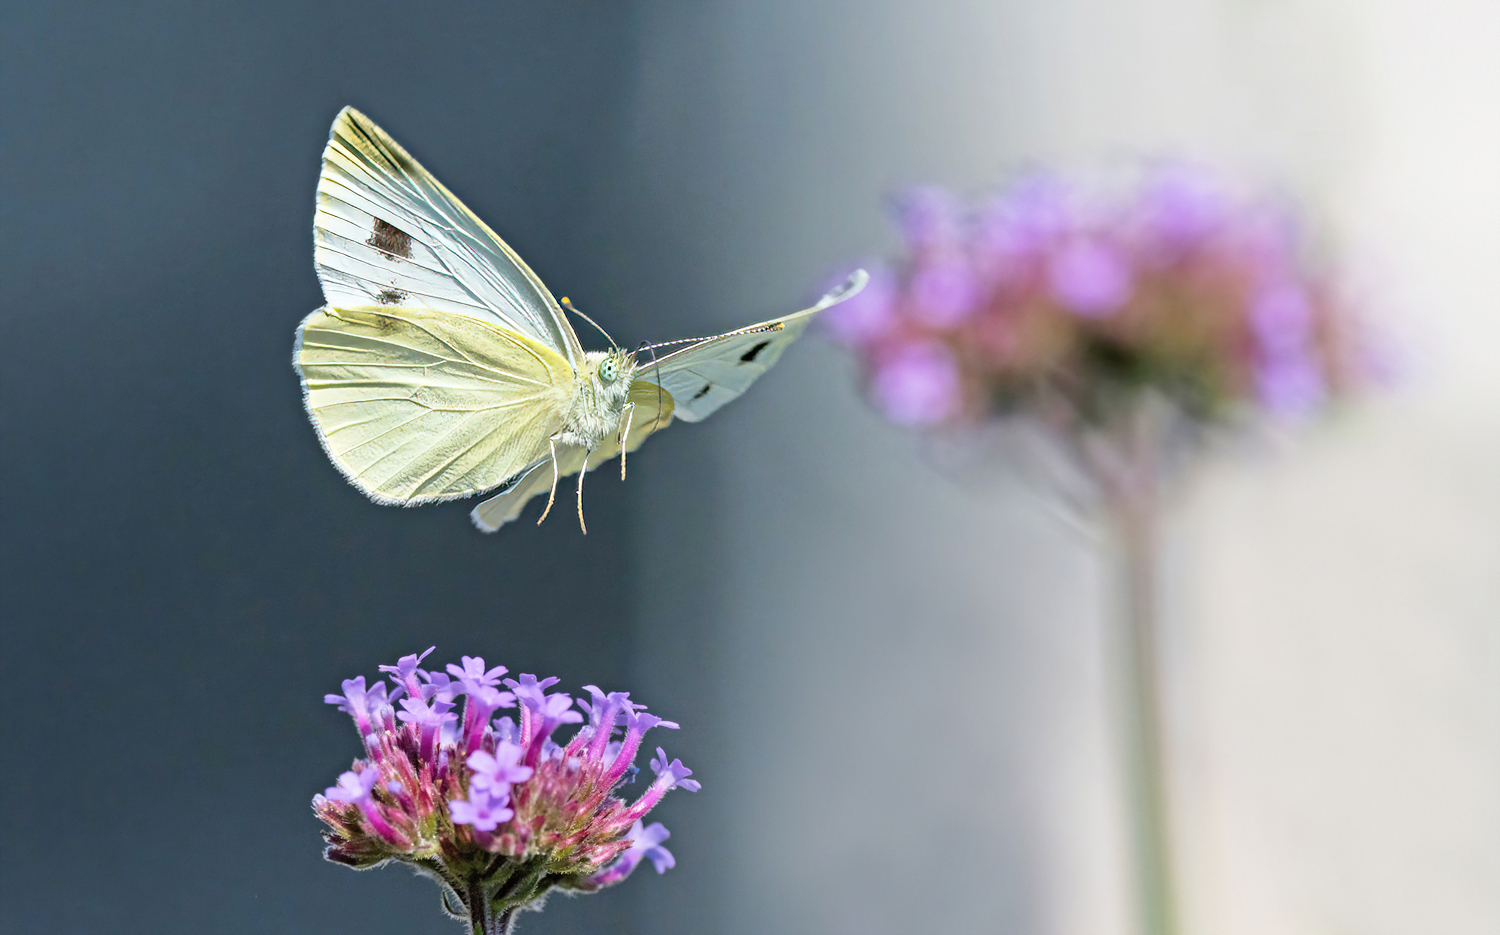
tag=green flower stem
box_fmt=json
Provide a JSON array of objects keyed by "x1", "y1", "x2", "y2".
[
  {"x1": 450, "y1": 856, "x2": 555, "y2": 935},
  {"x1": 1108, "y1": 476, "x2": 1178, "y2": 935},
  {"x1": 1092, "y1": 403, "x2": 1180, "y2": 935},
  {"x1": 466, "y1": 879, "x2": 518, "y2": 935}
]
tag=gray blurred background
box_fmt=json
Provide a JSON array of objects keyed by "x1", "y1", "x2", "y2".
[{"x1": 4, "y1": 2, "x2": 1497, "y2": 934}]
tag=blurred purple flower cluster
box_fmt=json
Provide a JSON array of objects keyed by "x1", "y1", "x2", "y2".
[
  {"x1": 315, "y1": 648, "x2": 697, "y2": 932},
  {"x1": 827, "y1": 166, "x2": 1371, "y2": 431}
]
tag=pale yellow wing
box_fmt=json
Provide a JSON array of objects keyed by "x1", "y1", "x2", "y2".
[
  {"x1": 314, "y1": 107, "x2": 585, "y2": 368},
  {"x1": 469, "y1": 380, "x2": 676, "y2": 532},
  {"x1": 294, "y1": 306, "x2": 574, "y2": 504}
]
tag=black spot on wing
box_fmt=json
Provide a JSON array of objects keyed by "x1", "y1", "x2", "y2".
[
  {"x1": 368, "y1": 218, "x2": 413, "y2": 258},
  {"x1": 739, "y1": 340, "x2": 772, "y2": 363},
  {"x1": 692, "y1": 384, "x2": 713, "y2": 400},
  {"x1": 376, "y1": 288, "x2": 409, "y2": 305}
]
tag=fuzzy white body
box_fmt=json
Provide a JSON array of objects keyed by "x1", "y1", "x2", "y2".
[{"x1": 559, "y1": 349, "x2": 638, "y2": 450}]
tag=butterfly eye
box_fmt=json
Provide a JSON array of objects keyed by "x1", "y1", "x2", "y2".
[{"x1": 598, "y1": 359, "x2": 618, "y2": 383}]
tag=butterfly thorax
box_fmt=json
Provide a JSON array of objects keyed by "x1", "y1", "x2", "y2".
[{"x1": 559, "y1": 349, "x2": 638, "y2": 450}]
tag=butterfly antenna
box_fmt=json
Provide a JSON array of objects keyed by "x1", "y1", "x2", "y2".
[
  {"x1": 638, "y1": 320, "x2": 780, "y2": 356},
  {"x1": 561, "y1": 297, "x2": 618, "y2": 351},
  {"x1": 639, "y1": 335, "x2": 707, "y2": 353}
]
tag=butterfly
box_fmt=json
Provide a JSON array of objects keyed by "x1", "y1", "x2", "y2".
[{"x1": 293, "y1": 107, "x2": 867, "y2": 533}]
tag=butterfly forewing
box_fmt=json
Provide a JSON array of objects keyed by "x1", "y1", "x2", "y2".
[
  {"x1": 295, "y1": 306, "x2": 574, "y2": 504},
  {"x1": 314, "y1": 107, "x2": 584, "y2": 367}
]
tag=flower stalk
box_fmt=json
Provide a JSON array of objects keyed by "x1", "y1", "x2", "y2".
[{"x1": 1087, "y1": 406, "x2": 1179, "y2": 935}]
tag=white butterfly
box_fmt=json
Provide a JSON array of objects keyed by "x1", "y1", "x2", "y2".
[{"x1": 294, "y1": 107, "x2": 867, "y2": 533}]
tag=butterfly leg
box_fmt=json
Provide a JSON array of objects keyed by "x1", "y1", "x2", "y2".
[
  {"x1": 537, "y1": 436, "x2": 562, "y2": 525},
  {"x1": 617, "y1": 402, "x2": 635, "y2": 481},
  {"x1": 574, "y1": 449, "x2": 591, "y2": 535}
]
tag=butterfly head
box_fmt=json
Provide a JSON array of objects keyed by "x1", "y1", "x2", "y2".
[
  {"x1": 562, "y1": 349, "x2": 639, "y2": 451},
  {"x1": 597, "y1": 355, "x2": 621, "y2": 384},
  {"x1": 583, "y1": 348, "x2": 638, "y2": 408}
]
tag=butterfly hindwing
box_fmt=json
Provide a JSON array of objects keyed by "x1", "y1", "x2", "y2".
[
  {"x1": 643, "y1": 270, "x2": 869, "y2": 422},
  {"x1": 295, "y1": 306, "x2": 575, "y2": 504},
  {"x1": 314, "y1": 107, "x2": 584, "y2": 367}
]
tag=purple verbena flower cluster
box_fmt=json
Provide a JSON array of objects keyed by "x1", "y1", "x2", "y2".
[
  {"x1": 827, "y1": 165, "x2": 1372, "y2": 430},
  {"x1": 314, "y1": 648, "x2": 698, "y2": 933}
]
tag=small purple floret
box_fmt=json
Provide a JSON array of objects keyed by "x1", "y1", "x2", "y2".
[
  {"x1": 325, "y1": 768, "x2": 379, "y2": 805},
  {"x1": 380, "y1": 646, "x2": 436, "y2": 703},
  {"x1": 448, "y1": 656, "x2": 509, "y2": 692},
  {"x1": 872, "y1": 342, "x2": 962, "y2": 426},
  {"x1": 468, "y1": 742, "x2": 533, "y2": 793},
  {"x1": 1049, "y1": 238, "x2": 1132, "y2": 316},
  {"x1": 450, "y1": 794, "x2": 514, "y2": 832},
  {"x1": 503, "y1": 673, "x2": 561, "y2": 700},
  {"x1": 324, "y1": 676, "x2": 395, "y2": 737},
  {"x1": 583, "y1": 820, "x2": 675, "y2": 888},
  {"x1": 1250, "y1": 281, "x2": 1313, "y2": 353},
  {"x1": 1137, "y1": 163, "x2": 1229, "y2": 249},
  {"x1": 624, "y1": 709, "x2": 677, "y2": 735},
  {"x1": 528, "y1": 691, "x2": 584, "y2": 741},
  {"x1": 648, "y1": 748, "x2": 701, "y2": 793},
  {"x1": 910, "y1": 257, "x2": 979, "y2": 326},
  {"x1": 397, "y1": 695, "x2": 456, "y2": 762}
]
